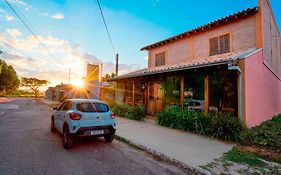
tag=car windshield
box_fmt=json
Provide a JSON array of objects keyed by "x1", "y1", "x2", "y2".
[{"x1": 76, "y1": 102, "x2": 109, "y2": 113}]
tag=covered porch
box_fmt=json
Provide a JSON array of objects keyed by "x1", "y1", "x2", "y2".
[
  {"x1": 114, "y1": 64, "x2": 239, "y2": 118},
  {"x1": 110, "y1": 49, "x2": 259, "y2": 121}
]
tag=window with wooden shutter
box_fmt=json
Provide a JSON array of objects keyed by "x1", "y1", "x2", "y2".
[
  {"x1": 155, "y1": 52, "x2": 165, "y2": 67},
  {"x1": 209, "y1": 33, "x2": 230, "y2": 56}
]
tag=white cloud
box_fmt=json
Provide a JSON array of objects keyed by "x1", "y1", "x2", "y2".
[
  {"x1": 5, "y1": 15, "x2": 14, "y2": 22},
  {"x1": 0, "y1": 28, "x2": 142, "y2": 88},
  {"x1": 0, "y1": 8, "x2": 6, "y2": 14},
  {"x1": 6, "y1": 28, "x2": 22, "y2": 36},
  {"x1": 51, "y1": 13, "x2": 64, "y2": 20},
  {"x1": 8, "y1": 0, "x2": 27, "y2": 6}
]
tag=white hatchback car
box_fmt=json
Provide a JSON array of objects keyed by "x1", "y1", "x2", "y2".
[{"x1": 50, "y1": 99, "x2": 116, "y2": 149}]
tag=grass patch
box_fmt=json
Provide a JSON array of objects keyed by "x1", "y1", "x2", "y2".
[
  {"x1": 240, "y1": 114, "x2": 281, "y2": 153},
  {"x1": 223, "y1": 147, "x2": 267, "y2": 167}
]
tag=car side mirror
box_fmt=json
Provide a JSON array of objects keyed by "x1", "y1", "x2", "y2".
[{"x1": 53, "y1": 106, "x2": 58, "y2": 110}]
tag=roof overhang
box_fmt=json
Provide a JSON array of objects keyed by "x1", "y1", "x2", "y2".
[{"x1": 110, "y1": 48, "x2": 258, "y2": 81}]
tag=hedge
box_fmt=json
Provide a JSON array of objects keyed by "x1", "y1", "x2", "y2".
[
  {"x1": 109, "y1": 103, "x2": 145, "y2": 121},
  {"x1": 156, "y1": 107, "x2": 242, "y2": 142}
]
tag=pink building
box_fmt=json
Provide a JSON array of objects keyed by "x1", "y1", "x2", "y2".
[{"x1": 112, "y1": 0, "x2": 281, "y2": 127}]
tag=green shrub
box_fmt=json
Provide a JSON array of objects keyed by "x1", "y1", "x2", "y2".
[
  {"x1": 156, "y1": 107, "x2": 241, "y2": 141},
  {"x1": 210, "y1": 113, "x2": 242, "y2": 142},
  {"x1": 240, "y1": 114, "x2": 281, "y2": 153},
  {"x1": 127, "y1": 105, "x2": 145, "y2": 121},
  {"x1": 109, "y1": 103, "x2": 145, "y2": 121}
]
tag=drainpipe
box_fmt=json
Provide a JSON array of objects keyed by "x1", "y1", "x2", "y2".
[{"x1": 228, "y1": 63, "x2": 243, "y2": 123}]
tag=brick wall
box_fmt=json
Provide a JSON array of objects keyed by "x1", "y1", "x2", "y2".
[
  {"x1": 147, "y1": 16, "x2": 256, "y2": 68},
  {"x1": 261, "y1": 0, "x2": 281, "y2": 78}
]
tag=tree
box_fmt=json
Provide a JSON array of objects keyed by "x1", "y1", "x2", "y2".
[
  {"x1": 21, "y1": 77, "x2": 49, "y2": 97},
  {"x1": 0, "y1": 59, "x2": 20, "y2": 94},
  {"x1": 102, "y1": 72, "x2": 116, "y2": 81}
]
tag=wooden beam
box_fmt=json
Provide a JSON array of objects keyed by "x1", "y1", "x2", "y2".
[
  {"x1": 122, "y1": 81, "x2": 126, "y2": 103},
  {"x1": 255, "y1": 0, "x2": 263, "y2": 48},
  {"x1": 132, "y1": 80, "x2": 135, "y2": 106},
  {"x1": 204, "y1": 74, "x2": 209, "y2": 116},
  {"x1": 180, "y1": 76, "x2": 184, "y2": 111}
]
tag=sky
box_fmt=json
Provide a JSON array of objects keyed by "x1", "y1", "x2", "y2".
[{"x1": 0, "y1": 0, "x2": 280, "y2": 88}]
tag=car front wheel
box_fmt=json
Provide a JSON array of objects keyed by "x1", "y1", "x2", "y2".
[
  {"x1": 104, "y1": 134, "x2": 115, "y2": 142},
  {"x1": 63, "y1": 125, "x2": 73, "y2": 149}
]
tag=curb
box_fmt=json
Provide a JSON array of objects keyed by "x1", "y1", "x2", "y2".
[{"x1": 115, "y1": 134, "x2": 210, "y2": 175}]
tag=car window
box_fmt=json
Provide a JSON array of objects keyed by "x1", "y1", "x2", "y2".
[
  {"x1": 76, "y1": 102, "x2": 109, "y2": 113},
  {"x1": 62, "y1": 101, "x2": 72, "y2": 111},
  {"x1": 58, "y1": 101, "x2": 67, "y2": 111},
  {"x1": 95, "y1": 103, "x2": 109, "y2": 112}
]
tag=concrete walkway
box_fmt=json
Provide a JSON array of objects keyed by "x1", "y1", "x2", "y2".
[{"x1": 116, "y1": 117, "x2": 234, "y2": 170}]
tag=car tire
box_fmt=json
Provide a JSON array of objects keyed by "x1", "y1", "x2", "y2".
[
  {"x1": 50, "y1": 116, "x2": 56, "y2": 133},
  {"x1": 63, "y1": 124, "x2": 73, "y2": 149},
  {"x1": 104, "y1": 134, "x2": 115, "y2": 142}
]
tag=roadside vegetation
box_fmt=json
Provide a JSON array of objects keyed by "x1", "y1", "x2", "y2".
[
  {"x1": 156, "y1": 107, "x2": 242, "y2": 142},
  {"x1": 201, "y1": 147, "x2": 280, "y2": 175},
  {"x1": 1, "y1": 90, "x2": 45, "y2": 97},
  {"x1": 0, "y1": 59, "x2": 20, "y2": 95},
  {"x1": 199, "y1": 114, "x2": 281, "y2": 174},
  {"x1": 240, "y1": 114, "x2": 281, "y2": 153},
  {"x1": 109, "y1": 103, "x2": 145, "y2": 121},
  {"x1": 20, "y1": 77, "x2": 49, "y2": 97}
]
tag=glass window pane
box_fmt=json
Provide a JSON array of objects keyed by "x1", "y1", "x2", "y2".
[
  {"x1": 184, "y1": 74, "x2": 204, "y2": 111},
  {"x1": 209, "y1": 71, "x2": 238, "y2": 116},
  {"x1": 165, "y1": 76, "x2": 180, "y2": 107}
]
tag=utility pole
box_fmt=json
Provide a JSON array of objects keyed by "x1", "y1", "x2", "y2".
[
  {"x1": 68, "y1": 68, "x2": 71, "y2": 84},
  {"x1": 115, "y1": 53, "x2": 119, "y2": 77}
]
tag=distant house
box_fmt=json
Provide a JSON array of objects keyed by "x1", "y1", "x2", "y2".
[
  {"x1": 45, "y1": 83, "x2": 88, "y2": 102},
  {"x1": 111, "y1": 0, "x2": 281, "y2": 127},
  {"x1": 45, "y1": 63, "x2": 102, "y2": 101}
]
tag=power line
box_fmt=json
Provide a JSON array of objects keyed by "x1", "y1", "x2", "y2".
[{"x1": 96, "y1": 0, "x2": 116, "y2": 54}]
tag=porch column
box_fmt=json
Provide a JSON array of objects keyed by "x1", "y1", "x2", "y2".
[
  {"x1": 204, "y1": 74, "x2": 209, "y2": 115},
  {"x1": 180, "y1": 76, "x2": 184, "y2": 111},
  {"x1": 122, "y1": 81, "x2": 126, "y2": 103},
  {"x1": 132, "y1": 80, "x2": 135, "y2": 105}
]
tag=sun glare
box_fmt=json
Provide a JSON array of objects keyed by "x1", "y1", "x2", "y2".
[{"x1": 72, "y1": 80, "x2": 84, "y2": 88}]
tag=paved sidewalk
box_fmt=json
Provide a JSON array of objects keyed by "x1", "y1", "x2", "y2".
[{"x1": 116, "y1": 117, "x2": 234, "y2": 170}]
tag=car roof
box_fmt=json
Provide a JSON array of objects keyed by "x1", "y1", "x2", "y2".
[{"x1": 66, "y1": 99, "x2": 107, "y2": 104}]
